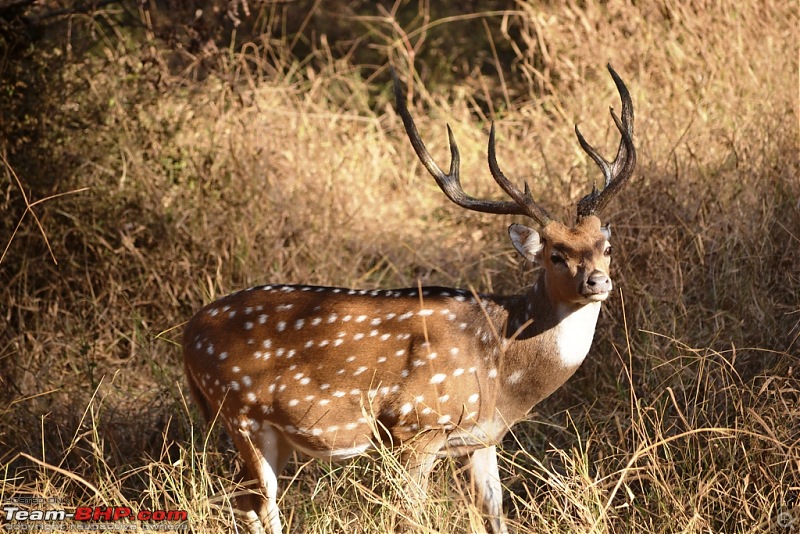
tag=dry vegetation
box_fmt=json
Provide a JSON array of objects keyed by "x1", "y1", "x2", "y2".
[{"x1": 1, "y1": 0, "x2": 798, "y2": 532}]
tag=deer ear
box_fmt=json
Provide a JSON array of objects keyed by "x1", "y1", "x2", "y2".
[
  {"x1": 601, "y1": 224, "x2": 611, "y2": 240},
  {"x1": 509, "y1": 223, "x2": 543, "y2": 263}
]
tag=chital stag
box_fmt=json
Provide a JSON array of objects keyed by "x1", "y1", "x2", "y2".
[{"x1": 183, "y1": 64, "x2": 635, "y2": 534}]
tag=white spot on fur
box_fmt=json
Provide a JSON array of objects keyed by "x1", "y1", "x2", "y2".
[
  {"x1": 430, "y1": 373, "x2": 446, "y2": 384},
  {"x1": 507, "y1": 370, "x2": 525, "y2": 384}
]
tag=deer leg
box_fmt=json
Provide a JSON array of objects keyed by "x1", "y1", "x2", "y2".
[
  {"x1": 402, "y1": 431, "x2": 448, "y2": 500},
  {"x1": 395, "y1": 434, "x2": 446, "y2": 531},
  {"x1": 465, "y1": 445, "x2": 508, "y2": 534},
  {"x1": 232, "y1": 425, "x2": 293, "y2": 534},
  {"x1": 403, "y1": 448, "x2": 440, "y2": 500}
]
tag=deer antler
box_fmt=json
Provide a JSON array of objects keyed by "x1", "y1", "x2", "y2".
[
  {"x1": 575, "y1": 64, "x2": 637, "y2": 220},
  {"x1": 393, "y1": 68, "x2": 552, "y2": 227}
]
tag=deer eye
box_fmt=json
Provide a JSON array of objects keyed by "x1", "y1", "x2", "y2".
[
  {"x1": 604, "y1": 246, "x2": 613, "y2": 257},
  {"x1": 550, "y1": 253, "x2": 566, "y2": 266}
]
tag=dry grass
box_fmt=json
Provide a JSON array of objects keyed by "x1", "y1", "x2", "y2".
[{"x1": 1, "y1": 1, "x2": 798, "y2": 532}]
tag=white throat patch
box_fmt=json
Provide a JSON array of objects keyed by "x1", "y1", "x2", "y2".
[{"x1": 554, "y1": 302, "x2": 602, "y2": 368}]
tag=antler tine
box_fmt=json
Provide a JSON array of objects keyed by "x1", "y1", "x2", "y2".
[
  {"x1": 392, "y1": 68, "x2": 538, "y2": 218},
  {"x1": 576, "y1": 64, "x2": 637, "y2": 220},
  {"x1": 488, "y1": 123, "x2": 552, "y2": 227}
]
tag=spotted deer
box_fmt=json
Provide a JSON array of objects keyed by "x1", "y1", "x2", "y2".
[{"x1": 183, "y1": 64, "x2": 635, "y2": 534}]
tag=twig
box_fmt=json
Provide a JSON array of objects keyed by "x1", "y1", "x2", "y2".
[{"x1": 1, "y1": 152, "x2": 90, "y2": 265}]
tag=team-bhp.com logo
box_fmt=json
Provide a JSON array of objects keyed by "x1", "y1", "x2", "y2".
[{"x1": 3, "y1": 502, "x2": 188, "y2": 531}]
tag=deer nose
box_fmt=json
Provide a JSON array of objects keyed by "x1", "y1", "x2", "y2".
[{"x1": 584, "y1": 270, "x2": 612, "y2": 295}]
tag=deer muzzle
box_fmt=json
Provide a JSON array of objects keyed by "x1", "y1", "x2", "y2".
[{"x1": 581, "y1": 270, "x2": 612, "y2": 300}]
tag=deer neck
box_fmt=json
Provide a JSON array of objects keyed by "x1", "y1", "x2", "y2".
[{"x1": 491, "y1": 272, "x2": 603, "y2": 420}]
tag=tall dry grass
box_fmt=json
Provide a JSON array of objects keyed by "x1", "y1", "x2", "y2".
[{"x1": 1, "y1": 1, "x2": 798, "y2": 532}]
